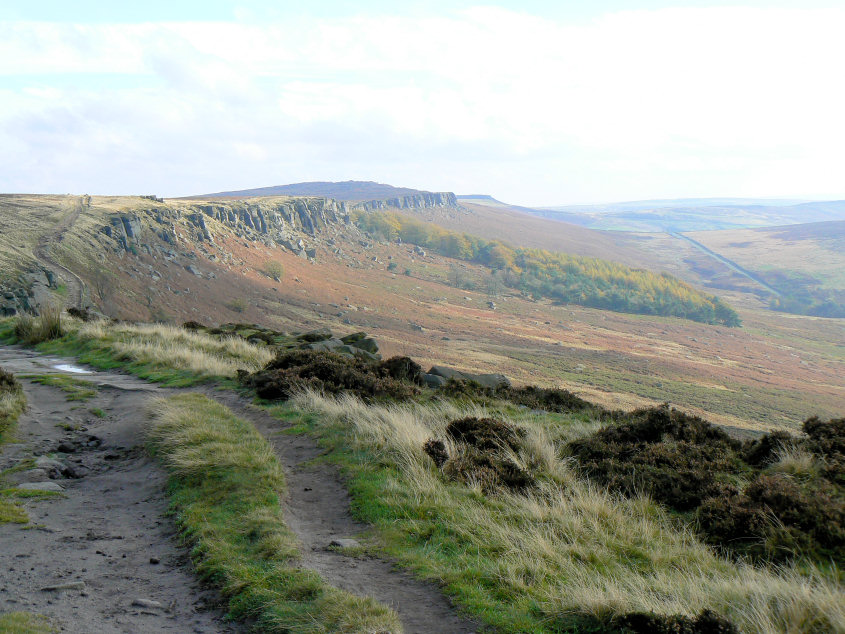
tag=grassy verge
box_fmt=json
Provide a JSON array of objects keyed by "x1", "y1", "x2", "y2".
[
  {"x1": 270, "y1": 391, "x2": 844, "y2": 633},
  {"x1": 0, "y1": 317, "x2": 273, "y2": 387},
  {"x1": 149, "y1": 393, "x2": 401, "y2": 633},
  {"x1": 22, "y1": 374, "x2": 97, "y2": 402},
  {"x1": 0, "y1": 367, "x2": 27, "y2": 442},
  {"x1": 0, "y1": 612, "x2": 55, "y2": 633},
  {"x1": 1, "y1": 366, "x2": 29, "y2": 523}
]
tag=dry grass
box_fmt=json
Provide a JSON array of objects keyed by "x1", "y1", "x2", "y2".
[
  {"x1": 766, "y1": 446, "x2": 822, "y2": 479},
  {"x1": 292, "y1": 390, "x2": 845, "y2": 633},
  {"x1": 72, "y1": 320, "x2": 274, "y2": 378},
  {"x1": 149, "y1": 393, "x2": 401, "y2": 632}
]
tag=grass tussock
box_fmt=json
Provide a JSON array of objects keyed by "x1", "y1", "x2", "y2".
[
  {"x1": 286, "y1": 390, "x2": 845, "y2": 634},
  {"x1": 1, "y1": 317, "x2": 274, "y2": 386},
  {"x1": 150, "y1": 393, "x2": 400, "y2": 633},
  {"x1": 0, "y1": 367, "x2": 26, "y2": 441},
  {"x1": 0, "y1": 366, "x2": 29, "y2": 524},
  {"x1": 13, "y1": 304, "x2": 64, "y2": 345}
]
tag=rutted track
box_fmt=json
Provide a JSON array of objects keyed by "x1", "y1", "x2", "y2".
[
  {"x1": 0, "y1": 348, "x2": 239, "y2": 633},
  {"x1": 205, "y1": 389, "x2": 480, "y2": 634},
  {"x1": 0, "y1": 347, "x2": 478, "y2": 633},
  {"x1": 34, "y1": 196, "x2": 89, "y2": 309}
]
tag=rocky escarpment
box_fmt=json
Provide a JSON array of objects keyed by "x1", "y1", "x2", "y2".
[
  {"x1": 353, "y1": 192, "x2": 458, "y2": 212},
  {"x1": 99, "y1": 197, "x2": 352, "y2": 257}
]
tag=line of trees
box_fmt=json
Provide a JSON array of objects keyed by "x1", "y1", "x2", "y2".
[{"x1": 352, "y1": 210, "x2": 741, "y2": 326}]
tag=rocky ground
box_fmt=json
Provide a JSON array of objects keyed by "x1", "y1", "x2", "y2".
[{"x1": 0, "y1": 348, "x2": 239, "y2": 633}]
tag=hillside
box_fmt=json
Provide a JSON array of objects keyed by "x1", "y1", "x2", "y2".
[
  {"x1": 197, "y1": 180, "x2": 444, "y2": 201},
  {"x1": 0, "y1": 193, "x2": 842, "y2": 429},
  {"x1": 688, "y1": 220, "x2": 845, "y2": 317},
  {"x1": 409, "y1": 198, "x2": 659, "y2": 270}
]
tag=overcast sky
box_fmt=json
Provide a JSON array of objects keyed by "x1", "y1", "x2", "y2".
[{"x1": 2, "y1": 1, "x2": 844, "y2": 206}]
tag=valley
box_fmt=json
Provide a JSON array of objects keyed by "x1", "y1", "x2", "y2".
[
  {"x1": 0, "y1": 191, "x2": 842, "y2": 430},
  {"x1": 0, "y1": 186, "x2": 842, "y2": 633}
]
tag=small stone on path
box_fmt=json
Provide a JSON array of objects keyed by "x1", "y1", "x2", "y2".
[
  {"x1": 41, "y1": 581, "x2": 85, "y2": 591},
  {"x1": 131, "y1": 598, "x2": 163, "y2": 609},
  {"x1": 17, "y1": 481, "x2": 64, "y2": 492},
  {"x1": 329, "y1": 538, "x2": 361, "y2": 549}
]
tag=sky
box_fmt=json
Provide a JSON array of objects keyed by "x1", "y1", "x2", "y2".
[{"x1": 2, "y1": 1, "x2": 845, "y2": 206}]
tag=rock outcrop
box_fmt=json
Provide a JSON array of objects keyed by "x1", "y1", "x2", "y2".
[
  {"x1": 0, "y1": 267, "x2": 58, "y2": 316},
  {"x1": 354, "y1": 192, "x2": 458, "y2": 212},
  {"x1": 99, "y1": 197, "x2": 352, "y2": 255}
]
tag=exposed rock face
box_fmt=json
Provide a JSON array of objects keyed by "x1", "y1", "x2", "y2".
[
  {"x1": 100, "y1": 197, "x2": 352, "y2": 255},
  {"x1": 354, "y1": 192, "x2": 458, "y2": 212},
  {"x1": 0, "y1": 267, "x2": 58, "y2": 316}
]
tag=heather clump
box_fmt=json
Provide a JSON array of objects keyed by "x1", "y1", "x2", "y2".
[{"x1": 241, "y1": 349, "x2": 420, "y2": 402}]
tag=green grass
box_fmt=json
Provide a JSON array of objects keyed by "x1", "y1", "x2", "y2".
[
  {"x1": 89, "y1": 407, "x2": 106, "y2": 418},
  {"x1": 22, "y1": 374, "x2": 97, "y2": 402},
  {"x1": 0, "y1": 317, "x2": 273, "y2": 388},
  {"x1": 0, "y1": 385, "x2": 26, "y2": 443},
  {"x1": 0, "y1": 368, "x2": 29, "y2": 523},
  {"x1": 270, "y1": 391, "x2": 844, "y2": 634},
  {"x1": 0, "y1": 612, "x2": 55, "y2": 633},
  {"x1": 149, "y1": 393, "x2": 401, "y2": 633}
]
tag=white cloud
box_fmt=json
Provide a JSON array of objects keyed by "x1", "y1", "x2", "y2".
[{"x1": 1, "y1": 7, "x2": 844, "y2": 203}]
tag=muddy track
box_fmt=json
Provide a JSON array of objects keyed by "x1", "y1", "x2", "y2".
[
  {"x1": 205, "y1": 390, "x2": 481, "y2": 634},
  {"x1": 0, "y1": 348, "x2": 239, "y2": 633},
  {"x1": 0, "y1": 348, "x2": 479, "y2": 633},
  {"x1": 34, "y1": 196, "x2": 88, "y2": 309}
]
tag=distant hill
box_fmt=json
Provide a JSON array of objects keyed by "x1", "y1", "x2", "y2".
[
  {"x1": 527, "y1": 198, "x2": 845, "y2": 232},
  {"x1": 195, "y1": 181, "x2": 436, "y2": 201}
]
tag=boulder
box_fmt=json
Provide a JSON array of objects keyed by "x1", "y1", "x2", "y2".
[
  {"x1": 427, "y1": 366, "x2": 511, "y2": 389},
  {"x1": 422, "y1": 373, "x2": 447, "y2": 388},
  {"x1": 351, "y1": 337, "x2": 379, "y2": 354},
  {"x1": 300, "y1": 328, "x2": 333, "y2": 343}
]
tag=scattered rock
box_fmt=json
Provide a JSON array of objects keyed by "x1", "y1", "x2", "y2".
[
  {"x1": 18, "y1": 481, "x2": 64, "y2": 492},
  {"x1": 40, "y1": 581, "x2": 85, "y2": 591},
  {"x1": 11, "y1": 468, "x2": 50, "y2": 484},
  {"x1": 329, "y1": 538, "x2": 361, "y2": 549},
  {"x1": 131, "y1": 598, "x2": 164, "y2": 610},
  {"x1": 422, "y1": 373, "x2": 447, "y2": 388}
]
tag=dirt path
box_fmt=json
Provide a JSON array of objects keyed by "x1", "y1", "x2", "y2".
[
  {"x1": 205, "y1": 390, "x2": 480, "y2": 634},
  {"x1": 34, "y1": 196, "x2": 89, "y2": 309},
  {"x1": 0, "y1": 348, "x2": 238, "y2": 633},
  {"x1": 0, "y1": 347, "x2": 479, "y2": 633}
]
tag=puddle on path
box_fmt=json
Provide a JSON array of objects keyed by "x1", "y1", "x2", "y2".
[{"x1": 52, "y1": 364, "x2": 93, "y2": 375}]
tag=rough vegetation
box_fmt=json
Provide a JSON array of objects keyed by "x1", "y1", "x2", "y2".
[
  {"x1": 0, "y1": 366, "x2": 26, "y2": 440},
  {"x1": 13, "y1": 304, "x2": 64, "y2": 344},
  {"x1": 569, "y1": 408, "x2": 845, "y2": 565},
  {"x1": 441, "y1": 378, "x2": 617, "y2": 420},
  {"x1": 575, "y1": 609, "x2": 738, "y2": 634},
  {"x1": 353, "y1": 210, "x2": 741, "y2": 325},
  {"x1": 568, "y1": 405, "x2": 746, "y2": 511},
  {"x1": 424, "y1": 417, "x2": 534, "y2": 493},
  {"x1": 289, "y1": 391, "x2": 844, "y2": 634},
  {"x1": 241, "y1": 349, "x2": 420, "y2": 402}
]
